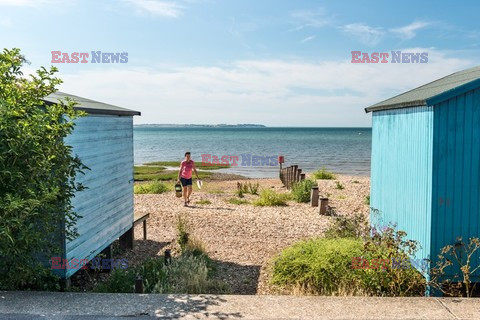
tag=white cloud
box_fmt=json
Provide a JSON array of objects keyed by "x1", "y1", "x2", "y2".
[
  {"x1": 53, "y1": 48, "x2": 472, "y2": 126},
  {"x1": 123, "y1": 0, "x2": 185, "y2": 18},
  {"x1": 341, "y1": 23, "x2": 384, "y2": 46},
  {"x1": 391, "y1": 21, "x2": 431, "y2": 40},
  {"x1": 300, "y1": 35, "x2": 316, "y2": 43}
]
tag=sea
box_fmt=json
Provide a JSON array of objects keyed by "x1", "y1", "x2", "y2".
[{"x1": 134, "y1": 127, "x2": 372, "y2": 178}]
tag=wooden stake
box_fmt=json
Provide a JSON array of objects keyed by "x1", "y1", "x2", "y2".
[
  {"x1": 319, "y1": 198, "x2": 329, "y2": 215},
  {"x1": 310, "y1": 186, "x2": 319, "y2": 207}
]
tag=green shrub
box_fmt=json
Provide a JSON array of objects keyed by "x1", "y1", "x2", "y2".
[
  {"x1": 227, "y1": 197, "x2": 250, "y2": 205},
  {"x1": 272, "y1": 214, "x2": 426, "y2": 296},
  {"x1": 134, "y1": 182, "x2": 170, "y2": 194},
  {"x1": 253, "y1": 189, "x2": 290, "y2": 206},
  {"x1": 0, "y1": 48, "x2": 87, "y2": 290},
  {"x1": 272, "y1": 238, "x2": 365, "y2": 295},
  {"x1": 291, "y1": 179, "x2": 317, "y2": 203},
  {"x1": 335, "y1": 181, "x2": 344, "y2": 190},
  {"x1": 361, "y1": 225, "x2": 426, "y2": 296},
  {"x1": 95, "y1": 265, "x2": 136, "y2": 293},
  {"x1": 272, "y1": 232, "x2": 426, "y2": 296},
  {"x1": 313, "y1": 167, "x2": 336, "y2": 180}
]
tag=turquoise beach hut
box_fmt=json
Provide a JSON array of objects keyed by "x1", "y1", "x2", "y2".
[
  {"x1": 44, "y1": 92, "x2": 140, "y2": 280},
  {"x1": 366, "y1": 66, "x2": 480, "y2": 283}
]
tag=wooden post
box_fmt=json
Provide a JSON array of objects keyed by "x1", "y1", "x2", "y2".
[
  {"x1": 120, "y1": 226, "x2": 134, "y2": 250},
  {"x1": 319, "y1": 197, "x2": 329, "y2": 215},
  {"x1": 135, "y1": 275, "x2": 144, "y2": 293},
  {"x1": 286, "y1": 166, "x2": 291, "y2": 189},
  {"x1": 296, "y1": 169, "x2": 302, "y2": 183},
  {"x1": 300, "y1": 173, "x2": 305, "y2": 181},
  {"x1": 143, "y1": 220, "x2": 147, "y2": 240},
  {"x1": 292, "y1": 165, "x2": 298, "y2": 186},
  {"x1": 99, "y1": 244, "x2": 113, "y2": 273},
  {"x1": 310, "y1": 186, "x2": 319, "y2": 207}
]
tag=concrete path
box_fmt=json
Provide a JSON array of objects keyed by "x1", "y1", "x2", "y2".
[{"x1": 1, "y1": 292, "x2": 479, "y2": 319}]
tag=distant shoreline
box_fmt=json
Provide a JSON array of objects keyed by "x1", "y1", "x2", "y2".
[{"x1": 134, "y1": 123, "x2": 266, "y2": 128}]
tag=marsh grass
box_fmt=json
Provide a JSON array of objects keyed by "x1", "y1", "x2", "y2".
[
  {"x1": 144, "y1": 161, "x2": 230, "y2": 170},
  {"x1": 134, "y1": 182, "x2": 170, "y2": 194},
  {"x1": 134, "y1": 166, "x2": 212, "y2": 182}
]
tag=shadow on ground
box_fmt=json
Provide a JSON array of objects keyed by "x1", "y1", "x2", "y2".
[
  {"x1": 152, "y1": 294, "x2": 243, "y2": 319},
  {"x1": 212, "y1": 260, "x2": 261, "y2": 295}
]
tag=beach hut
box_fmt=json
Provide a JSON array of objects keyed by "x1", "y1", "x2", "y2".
[
  {"x1": 43, "y1": 92, "x2": 140, "y2": 280},
  {"x1": 366, "y1": 66, "x2": 480, "y2": 283}
]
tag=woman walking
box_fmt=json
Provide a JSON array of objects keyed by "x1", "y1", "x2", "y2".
[{"x1": 177, "y1": 151, "x2": 200, "y2": 206}]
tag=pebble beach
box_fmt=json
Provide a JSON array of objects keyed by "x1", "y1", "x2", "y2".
[{"x1": 123, "y1": 174, "x2": 371, "y2": 294}]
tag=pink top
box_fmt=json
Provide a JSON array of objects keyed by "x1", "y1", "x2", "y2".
[{"x1": 180, "y1": 160, "x2": 194, "y2": 179}]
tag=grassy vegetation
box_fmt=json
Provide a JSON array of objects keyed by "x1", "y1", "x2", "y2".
[
  {"x1": 335, "y1": 181, "x2": 344, "y2": 190},
  {"x1": 313, "y1": 167, "x2": 336, "y2": 180},
  {"x1": 236, "y1": 181, "x2": 260, "y2": 197},
  {"x1": 195, "y1": 199, "x2": 212, "y2": 205},
  {"x1": 134, "y1": 182, "x2": 170, "y2": 194},
  {"x1": 272, "y1": 237, "x2": 364, "y2": 295},
  {"x1": 95, "y1": 250, "x2": 228, "y2": 294},
  {"x1": 271, "y1": 213, "x2": 426, "y2": 296},
  {"x1": 253, "y1": 189, "x2": 290, "y2": 206},
  {"x1": 227, "y1": 198, "x2": 250, "y2": 205},
  {"x1": 96, "y1": 213, "x2": 230, "y2": 294},
  {"x1": 291, "y1": 179, "x2": 317, "y2": 203},
  {"x1": 144, "y1": 161, "x2": 230, "y2": 170},
  {"x1": 134, "y1": 165, "x2": 212, "y2": 181}
]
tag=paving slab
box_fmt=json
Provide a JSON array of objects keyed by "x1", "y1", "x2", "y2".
[{"x1": 0, "y1": 292, "x2": 479, "y2": 319}]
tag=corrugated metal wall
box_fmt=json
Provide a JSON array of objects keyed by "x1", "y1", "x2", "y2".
[
  {"x1": 431, "y1": 88, "x2": 480, "y2": 280},
  {"x1": 371, "y1": 106, "x2": 434, "y2": 264},
  {"x1": 63, "y1": 114, "x2": 134, "y2": 278}
]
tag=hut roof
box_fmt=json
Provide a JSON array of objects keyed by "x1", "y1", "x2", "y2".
[
  {"x1": 365, "y1": 66, "x2": 480, "y2": 113},
  {"x1": 43, "y1": 92, "x2": 141, "y2": 116}
]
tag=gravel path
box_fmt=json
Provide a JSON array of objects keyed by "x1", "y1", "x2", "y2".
[{"x1": 126, "y1": 175, "x2": 370, "y2": 294}]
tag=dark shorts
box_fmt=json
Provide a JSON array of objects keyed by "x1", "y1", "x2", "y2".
[{"x1": 180, "y1": 177, "x2": 192, "y2": 187}]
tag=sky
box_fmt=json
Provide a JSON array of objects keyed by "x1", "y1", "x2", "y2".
[{"x1": 1, "y1": 0, "x2": 479, "y2": 127}]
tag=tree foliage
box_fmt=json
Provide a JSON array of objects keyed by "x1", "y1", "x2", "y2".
[{"x1": 0, "y1": 48, "x2": 87, "y2": 290}]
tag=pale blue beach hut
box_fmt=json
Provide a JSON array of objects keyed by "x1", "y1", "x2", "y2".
[
  {"x1": 366, "y1": 66, "x2": 480, "y2": 282},
  {"x1": 44, "y1": 92, "x2": 140, "y2": 280}
]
